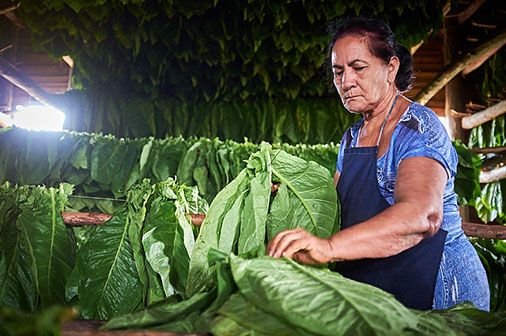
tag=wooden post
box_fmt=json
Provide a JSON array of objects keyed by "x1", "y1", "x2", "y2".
[
  {"x1": 443, "y1": 16, "x2": 468, "y2": 141},
  {"x1": 444, "y1": 15, "x2": 471, "y2": 221}
]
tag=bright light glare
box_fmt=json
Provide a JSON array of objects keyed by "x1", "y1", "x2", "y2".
[
  {"x1": 438, "y1": 116, "x2": 451, "y2": 137},
  {"x1": 0, "y1": 112, "x2": 13, "y2": 127},
  {"x1": 12, "y1": 105, "x2": 65, "y2": 131}
]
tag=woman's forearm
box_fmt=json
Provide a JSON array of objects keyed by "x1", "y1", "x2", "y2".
[{"x1": 328, "y1": 202, "x2": 442, "y2": 261}]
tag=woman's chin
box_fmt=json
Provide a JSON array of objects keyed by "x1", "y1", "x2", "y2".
[{"x1": 343, "y1": 102, "x2": 364, "y2": 114}]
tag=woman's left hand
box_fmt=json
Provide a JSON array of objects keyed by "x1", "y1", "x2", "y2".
[{"x1": 267, "y1": 228, "x2": 335, "y2": 264}]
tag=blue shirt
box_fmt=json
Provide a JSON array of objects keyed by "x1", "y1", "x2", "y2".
[{"x1": 336, "y1": 102, "x2": 464, "y2": 241}]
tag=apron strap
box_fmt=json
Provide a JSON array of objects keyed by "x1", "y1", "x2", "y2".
[
  {"x1": 375, "y1": 93, "x2": 399, "y2": 147},
  {"x1": 356, "y1": 93, "x2": 399, "y2": 148}
]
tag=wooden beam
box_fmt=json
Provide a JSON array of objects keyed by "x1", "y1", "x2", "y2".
[
  {"x1": 455, "y1": 0, "x2": 487, "y2": 24},
  {"x1": 415, "y1": 29, "x2": 506, "y2": 106},
  {"x1": 472, "y1": 146, "x2": 506, "y2": 154},
  {"x1": 62, "y1": 320, "x2": 202, "y2": 336},
  {"x1": 0, "y1": 56, "x2": 59, "y2": 107},
  {"x1": 61, "y1": 212, "x2": 205, "y2": 226},
  {"x1": 3, "y1": 11, "x2": 24, "y2": 28},
  {"x1": 462, "y1": 43, "x2": 505, "y2": 75},
  {"x1": 0, "y1": 2, "x2": 19, "y2": 15},
  {"x1": 61, "y1": 212, "x2": 112, "y2": 226},
  {"x1": 462, "y1": 100, "x2": 506, "y2": 129},
  {"x1": 480, "y1": 165, "x2": 506, "y2": 183},
  {"x1": 462, "y1": 222, "x2": 506, "y2": 239}
]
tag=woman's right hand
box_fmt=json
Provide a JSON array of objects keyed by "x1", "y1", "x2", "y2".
[{"x1": 267, "y1": 228, "x2": 336, "y2": 265}]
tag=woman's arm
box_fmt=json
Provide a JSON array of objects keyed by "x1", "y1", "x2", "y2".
[
  {"x1": 267, "y1": 156, "x2": 447, "y2": 264},
  {"x1": 334, "y1": 171, "x2": 340, "y2": 187}
]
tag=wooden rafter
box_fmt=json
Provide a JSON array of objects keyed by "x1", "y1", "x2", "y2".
[
  {"x1": 61, "y1": 212, "x2": 205, "y2": 226},
  {"x1": 480, "y1": 165, "x2": 506, "y2": 183},
  {"x1": 415, "y1": 29, "x2": 506, "y2": 105},
  {"x1": 462, "y1": 222, "x2": 506, "y2": 239},
  {"x1": 462, "y1": 43, "x2": 504, "y2": 75},
  {"x1": 0, "y1": 56, "x2": 58, "y2": 108},
  {"x1": 462, "y1": 100, "x2": 506, "y2": 129},
  {"x1": 446, "y1": 0, "x2": 487, "y2": 24},
  {"x1": 61, "y1": 210, "x2": 506, "y2": 239},
  {"x1": 472, "y1": 146, "x2": 506, "y2": 154},
  {"x1": 0, "y1": 2, "x2": 19, "y2": 15}
]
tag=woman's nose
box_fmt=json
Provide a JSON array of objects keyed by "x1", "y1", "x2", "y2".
[{"x1": 341, "y1": 70, "x2": 354, "y2": 90}]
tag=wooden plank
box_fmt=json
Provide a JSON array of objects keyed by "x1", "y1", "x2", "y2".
[
  {"x1": 462, "y1": 222, "x2": 506, "y2": 239},
  {"x1": 62, "y1": 320, "x2": 202, "y2": 336}
]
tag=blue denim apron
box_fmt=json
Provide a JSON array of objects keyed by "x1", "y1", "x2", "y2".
[{"x1": 335, "y1": 96, "x2": 447, "y2": 310}]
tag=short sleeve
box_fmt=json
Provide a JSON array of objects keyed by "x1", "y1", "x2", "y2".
[{"x1": 394, "y1": 104, "x2": 458, "y2": 178}]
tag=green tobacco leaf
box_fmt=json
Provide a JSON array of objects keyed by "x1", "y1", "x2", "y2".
[
  {"x1": 142, "y1": 195, "x2": 194, "y2": 296},
  {"x1": 229, "y1": 255, "x2": 422, "y2": 336},
  {"x1": 186, "y1": 170, "x2": 250, "y2": 296},
  {"x1": 73, "y1": 210, "x2": 143, "y2": 320},
  {"x1": 103, "y1": 291, "x2": 215, "y2": 330},
  {"x1": 177, "y1": 141, "x2": 201, "y2": 186},
  {"x1": 16, "y1": 130, "x2": 60, "y2": 185},
  {"x1": 90, "y1": 137, "x2": 143, "y2": 197},
  {"x1": 18, "y1": 185, "x2": 75, "y2": 306},
  {"x1": 268, "y1": 150, "x2": 338, "y2": 240},
  {"x1": 217, "y1": 191, "x2": 245, "y2": 254},
  {"x1": 126, "y1": 180, "x2": 154, "y2": 304},
  {"x1": 211, "y1": 293, "x2": 303, "y2": 336},
  {"x1": 425, "y1": 303, "x2": 506, "y2": 335},
  {"x1": 237, "y1": 146, "x2": 271, "y2": 255},
  {"x1": 0, "y1": 304, "x2": 76, "y2": 336},
  {"x1": 142, "y1": 200, "x2": 178, "y2": 298},
  {"x1": 0, "y1": 212, "x2": 38, "y2": 311}
]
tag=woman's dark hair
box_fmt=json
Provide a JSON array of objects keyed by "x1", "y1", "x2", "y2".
[{"x1": 327, "y1": 16, "x2": 414, "y2": 92}]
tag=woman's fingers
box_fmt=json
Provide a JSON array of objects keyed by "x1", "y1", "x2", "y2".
[
  {"x1": 267, "y1": 228, "x2": 306, "y2": 258},
  {"x1": 293, "y1": 251, "x2": 319, "y2": 264},
  {"x1": 268, "y1": 228, "x2": 334, "y2": 264}
]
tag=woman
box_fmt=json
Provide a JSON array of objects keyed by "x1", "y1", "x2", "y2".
[{"x1": 267, "y1": 16, "x2": 490, "y2": 311}]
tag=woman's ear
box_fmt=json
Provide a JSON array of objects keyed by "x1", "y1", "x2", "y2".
[{"x1": 387, "y1": 56, "x2": 400, "y2": 84}]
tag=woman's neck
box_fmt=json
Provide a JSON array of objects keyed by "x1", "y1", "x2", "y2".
[
  {"x1": 357, "y1": 92, "x2": 401, "y2": 148},
  {"x1": 362, "y1": 91, "x2": 399, "y2": 124}
]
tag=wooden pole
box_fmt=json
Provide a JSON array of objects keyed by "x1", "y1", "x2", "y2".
[
  {"x1": 415, "y1": 29, "x2": 506, "y2": 106},
  {"x1": 60, "y1": 211, "x2": 506, "y2": 239},
  {"x1": 462, "y1": 100, "x2": 506, "y2": 129},
  {"x1": 480, "y1": 165, "x2": 506, "y2": 184},
  {"x1": 61, "y1": 212, "x2": 112, "y2": 226},
  {"x1": 443, "y1": 15, "x2": 468, "y2": 141},
  {"x1": 462, "y1": 222, "x2": 506, "y2": 239},
  {"x1": 451, "y1": 0, "x2": 487, "y2": 24},
  {"x1": 0, "y1": 56, "x2": 60, "y2": 108},
  {"x1": 0, "y1": 2, "x2": 19, "y2": 15},
  {"x1": 61, "y1": 212, "x2": 205, "y2": 226},
  {"x1": 472, "y1": 146, "x2": 506, "y2": 154}
]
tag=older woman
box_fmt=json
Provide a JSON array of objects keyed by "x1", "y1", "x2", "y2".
[{"x1": 267, "y1": 16, "x2": 489, "y2": 311}]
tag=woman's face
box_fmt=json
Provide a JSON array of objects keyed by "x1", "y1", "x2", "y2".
[{"x1": 331, "y1": 34, "x2": 397, "y2": 114}]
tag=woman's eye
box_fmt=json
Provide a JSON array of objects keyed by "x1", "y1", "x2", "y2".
[
  {"x1": 354, "y1": 66, "x2": 366, "y2": 71},
  {"x1": 333, "y1": 71, "x2": 343, "y2": 78}
]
